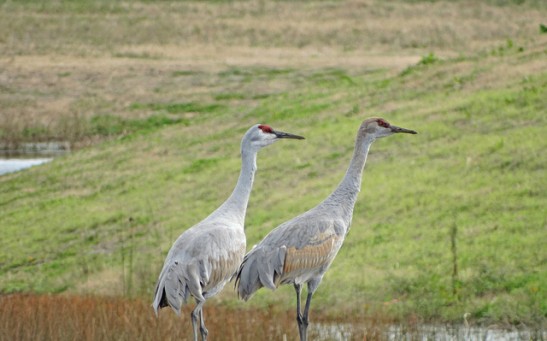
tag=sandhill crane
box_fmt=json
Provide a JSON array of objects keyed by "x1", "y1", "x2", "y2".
[
  {"x1": 235, "y1": 118, "x2": 416, "y2": 341},
  {"x1": 153, "y1": 124, "x2": 304, "y2": 341}
]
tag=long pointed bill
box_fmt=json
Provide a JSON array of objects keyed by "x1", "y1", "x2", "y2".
[
  {"x1": 273, "y1": 129, "x2": 305, "y2": 140},
  {"x1": 390, "y1": 125, "x2": 417, "y2": 134}
]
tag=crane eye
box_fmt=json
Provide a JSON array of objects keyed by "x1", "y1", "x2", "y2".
[
  {"x1": 258, "y1": 125, "x2": 273, "y2": 134},
  {"x1": 377, "y1": 119, "x2": 390, "y2": 128}
]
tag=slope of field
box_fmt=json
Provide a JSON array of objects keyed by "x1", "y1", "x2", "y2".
[
  {"x1": 1, "y1": 0, "x2": 546, "y2": 328},
  {"x1": 1, "y1": 0, "x2": 545, "y2": 145}
]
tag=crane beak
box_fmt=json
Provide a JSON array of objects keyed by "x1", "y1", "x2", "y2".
[
  {"x1": 272, "y1": 129, "x2": 305, "y2": 140},
  {"x1": 390, "y1": 125, "x2": 417, "y2": 134}
]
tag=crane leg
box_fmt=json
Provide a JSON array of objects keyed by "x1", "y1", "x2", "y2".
[
  {"x1": 294, "y1": 283, "x2": 309, "y2": 341},
  {"x1": 190, "y1": 299, "x2": 207, "y2": 341},
  {"x1": 199, "y1": 304, "x2": 208, "y2": 340},
  {"x1": 300, "y1": 290, "x2": 314, "y2": 341}
]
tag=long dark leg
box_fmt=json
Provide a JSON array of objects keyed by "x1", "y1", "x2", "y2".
[
  {"x1": 299, "y1": 291, "x2": 314, "y2": 341},
  {"x1": 294, "y1": 283, "x2": 307, "y2": 341},
  {"x1": 199, "y1": 305, "x2": 208, "y2": 340},
  {"x1": 190, "y1": 299, "x2": 206, "y2": 341},
  {"x1": 299, "y1": 278, "x2": 321, "y2": 341}
]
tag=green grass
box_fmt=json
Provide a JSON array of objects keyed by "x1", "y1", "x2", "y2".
[
  {"x1": 2, "y1": 38, "x2": 545, "y2": 327},
  {"x1": 1, "y1": 0, "x2": 546, "y2": 328}
]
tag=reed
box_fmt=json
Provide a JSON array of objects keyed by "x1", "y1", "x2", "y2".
[{"x1": 0, "y1": 293, "x2": 394, "y2": 341}]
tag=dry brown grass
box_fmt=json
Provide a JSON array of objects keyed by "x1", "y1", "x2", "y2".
[
  {"x1": 1, "y1": 1, "x2": 543, "y2": 56},
  {"x1": 0, "y1": 293, "x2": 393, "y2": 341},
  {"x1": 1, "y1": 0, "x2": 545, "y2": 146}
]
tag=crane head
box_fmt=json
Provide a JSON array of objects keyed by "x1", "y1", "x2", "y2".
[
  {"x1": 243, "y1": 124, "x2": 305, "y2": 151},
  {"x1": 361, "y1": 117, "x2": 417, "y2": 139}
]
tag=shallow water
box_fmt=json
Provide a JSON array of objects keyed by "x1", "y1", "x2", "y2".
[
  {"x1": 313, "y1": 322, "x2": 546, "y2": 341},
  {"x1": 0, "y1": 158, "x2": 53, "y2": 175},
  {"x1": 386, "y1": 324, "x2": 546, "y2": 341},
  {"x1": 0, "y1": 142, "x2": 68, "y2": 175}
]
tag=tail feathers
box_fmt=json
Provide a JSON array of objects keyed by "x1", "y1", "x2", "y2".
[
  {"x1": 152, "y1": 261, "x2": 201, "y2": 316},
  {"x1": 235, "y1": 246, "x2": 286, "y2": 300},
  {"x1": 235, "y1": 256, "x2": 265, "y2": 301}
]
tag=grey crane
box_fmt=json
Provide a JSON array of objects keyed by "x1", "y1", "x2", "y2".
[
  {"x1": 152, "y1": 124, "x2": 304, "y2": 341},
  {"x1": 235, "y1": 118, "x2": 416, "y2": 340}
]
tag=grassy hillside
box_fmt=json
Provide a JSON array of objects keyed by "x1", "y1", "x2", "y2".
[
  {"x1": 1, "y1": 0, "x2": 546, "y2": 328},
  {"x1": 1, "y1": 0, "x2": 546, "y2": 146}
]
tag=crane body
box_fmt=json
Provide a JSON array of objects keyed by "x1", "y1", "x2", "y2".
[
  {"x1": 236, "y1": 118, "x2": 416, "y2": 340},
  {"x1": 153, "y1": 124, "x2": 304, "y2": 341}
]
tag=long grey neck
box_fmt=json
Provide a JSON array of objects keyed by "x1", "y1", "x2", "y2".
[
  {"x1": 212, "y1": 149, "x2": 257, "y2": 227},
  {"x1": 321, "y1": 133, "x2": 374, "y2": 224}
]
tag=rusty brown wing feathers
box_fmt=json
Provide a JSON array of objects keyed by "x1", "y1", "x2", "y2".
[{"x1": 235, "y1": 213, "x2": 345, "y2": 300}]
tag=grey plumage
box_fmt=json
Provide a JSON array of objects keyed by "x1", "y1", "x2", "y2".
[
  {"x1": 152, "y1": 124, "x2": 303, "y2": 341},
  {"x1": 235, "y1": 117, "x2": 417, "y2": 341}
]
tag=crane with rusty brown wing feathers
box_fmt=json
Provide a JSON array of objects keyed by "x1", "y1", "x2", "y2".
[{"x1": 235, "y1": 118, "x2": 417, "y2": 341}]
